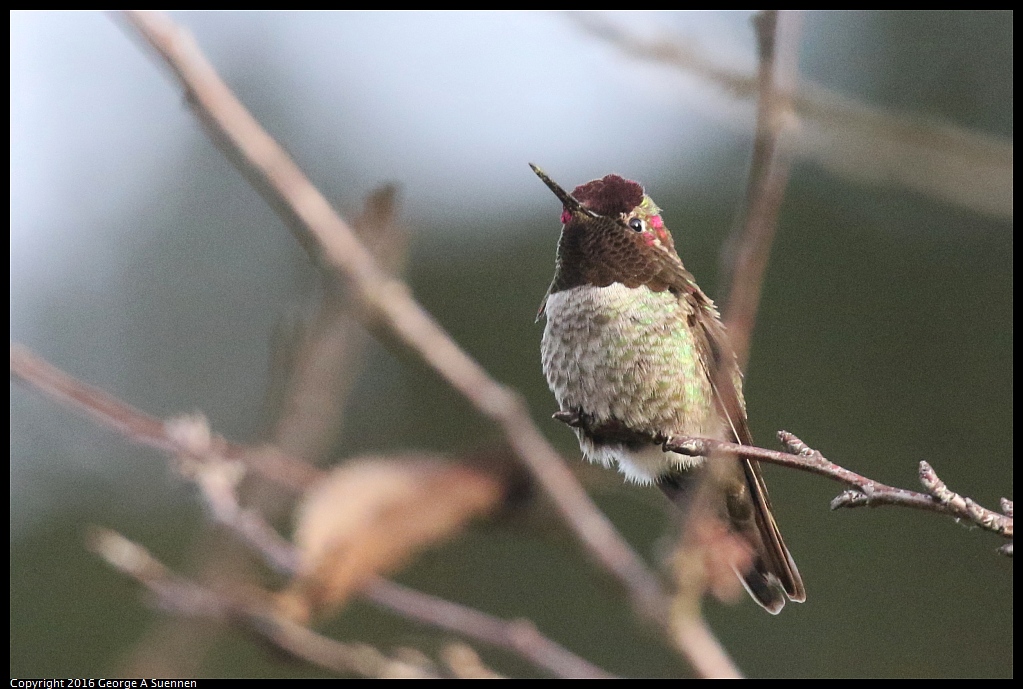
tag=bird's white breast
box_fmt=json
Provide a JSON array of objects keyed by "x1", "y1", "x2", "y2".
[{"x1": 541, "y1": 283, "x2": 716, "y2": 483}]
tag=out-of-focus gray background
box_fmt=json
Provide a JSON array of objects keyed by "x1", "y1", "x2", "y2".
[{"x1": 11, "y1": 10, "x2": 1012, "y2": 678}]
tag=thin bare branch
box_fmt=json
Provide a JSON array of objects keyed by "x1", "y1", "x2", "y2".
[
  {"x1": 10, "y1": 343, "x2": 176, "y2": 454},
  {"x1": 89, "y1": 528, "x2": 439, "y2": 679},
  {"x1": 10, "y1": 343, "x2": 320, "y2": 491},
  {"x1": 662, "y1": 432, "x2": 1013, "y2": 548},
  {"x1": 366, "y1": 578, "x2": 616, "y2": 679},
  {"x1": 119, "y1": 10, "x2": 668, "y2": 625}
]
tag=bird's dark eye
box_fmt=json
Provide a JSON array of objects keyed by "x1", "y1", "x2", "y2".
[{"x1": 628, "y1": 218, "x2": 644, "y2": 232}]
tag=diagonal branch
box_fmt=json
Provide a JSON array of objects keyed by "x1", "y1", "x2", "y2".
[
  {"x1": 364, "y1": 578, "x2": 616, "y2": 679},
  {"x1": 119, "y1": 10, "x2": 668, "y2": 626},
  {"x1": 10, "y1": 343, "x2": 320, "y2": 492}
]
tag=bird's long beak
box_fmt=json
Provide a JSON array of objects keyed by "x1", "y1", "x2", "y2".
[{"x1": 529, "y1": 164, "x2": 598, "y2": 220}]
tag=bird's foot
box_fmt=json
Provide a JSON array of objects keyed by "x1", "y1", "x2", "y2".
[
  {"x1": 552, "y1": 407, "x2": 587, "y2": 429},
  {"x1": 660, "y1": 434, "x2": 710, "y2": 457}
]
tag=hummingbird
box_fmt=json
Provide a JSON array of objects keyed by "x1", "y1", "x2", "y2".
[{"x1": 531, "y1": 164, "x2": 804, "y2": 613}]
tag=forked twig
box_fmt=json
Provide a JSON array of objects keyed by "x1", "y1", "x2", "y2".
[
  {"x1": 662, "y1": 432, "x2": 1012, "y2": 548},
  {"x1": 89, "y1": 528, "x2": 441, "y2": 679}
]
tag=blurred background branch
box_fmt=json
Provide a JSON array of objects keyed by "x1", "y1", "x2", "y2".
[
  {"x1": 664, "y1": 11, "x2": 799, "y2": 679},
  {"x1": 118, "y1": 185, "x2": 405, "y2": 677},
  {"x1": 89, "y1": 528, "x2": 442, "y2": 679},
  {"x1": 721, "y1": 9, "x2": 801, "y2": 369},
  {"x1": 11, "y1": 344, "x2": 614, "y2": 679},
  {"x1": 570, "y1": 11, "x2": 1012, "y2": 220}
]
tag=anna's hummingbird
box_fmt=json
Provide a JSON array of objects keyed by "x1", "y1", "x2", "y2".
[{"x1": 531, "y1": 164, "x2": 804, "y2": 613}]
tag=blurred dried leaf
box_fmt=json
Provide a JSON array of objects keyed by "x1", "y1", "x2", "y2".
[{"x1": 282, "y1": 456, "x2": 503, "y2": 621}]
